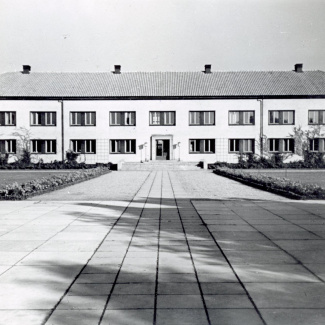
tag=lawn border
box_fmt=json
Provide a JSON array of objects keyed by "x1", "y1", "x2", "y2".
[
  {"x1": 213, "y1": 167, "x2": 325, "y2": 200},
  {"x1": 0, "y1": 168, "x2": 111, "y2": 200}
]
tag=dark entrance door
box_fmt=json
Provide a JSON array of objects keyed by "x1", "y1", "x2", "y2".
[{"x1": 156, "y1": 140, "x2": 170, "y2": 160}]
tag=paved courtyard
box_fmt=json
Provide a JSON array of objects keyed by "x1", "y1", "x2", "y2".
[{"x1": 0, "y1": 170, "x2": 325, "y2": 325}]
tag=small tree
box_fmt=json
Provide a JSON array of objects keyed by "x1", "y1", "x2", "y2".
[{"x1": 11, "y1": 127, "x2": 33, "y2": 165}]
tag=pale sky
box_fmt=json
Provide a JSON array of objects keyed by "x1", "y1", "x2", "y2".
[{"x1": 0, "y1": 0, "x2": 324, "y2": 73}]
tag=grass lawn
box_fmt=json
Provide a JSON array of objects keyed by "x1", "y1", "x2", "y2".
[
  {"x1": 246, "y1": 170, "x2": 325, "y2": 188},
  {"x1": 0, "y1": 170, "x2": 74, "y2": 189}
]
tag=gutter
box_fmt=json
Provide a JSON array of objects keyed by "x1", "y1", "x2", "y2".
[{"x1": 257, "y1": 98, "x2": 264, "y2": 157}]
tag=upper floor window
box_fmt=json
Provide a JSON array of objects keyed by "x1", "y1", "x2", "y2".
[
  {"x1": 31, "y1": 139, "x2": 57, "y2": 154},
  {"x1": 308, "y1": 111, "x2": 325, "y2": 125},
  {"x1": 31, "y1": 112, "x2": 56, "y2": 126},
  {"x1": 229, "y1": 111, "x2": 254, "y2": 125},
  {"x1": 110, "y1": 112, "x2": 135, "y2": 126},
  {"x1": 269, "y1": 139, "x2": 294, "y2": 153},
  {"x1": 189, "y1": 139, "x2": 215, "y2": 153},
  {"x1": 0, "y1": 140, "x2": 17, "y2": 154},
  {"x1": 269, "y1": 110, "x2": 294, "y2": 125},
  {"x1": 189, "y1": 111, "x2": 215, "y2": 125},
  {"x1": 0, "y1": 112, "x2": 16, "y2": 126},
  {"x1": 110, "y1": 139, "x2": 136, "y2": 154},
  {"x1": 229, "y1": 139, "x2": 255, "y2": 153},
  {"x1": 70, "y1": 139, "x2": 96, "y2": 154},
  {"x1": 150, "y1": 111, "x2": 175, "y2": 126},
  {"x1": 309, "y1": 138, "x2": 325, "y2": 152},
  {"x1": 70, "y1": 112, "x2": 96, "y2": 126}
]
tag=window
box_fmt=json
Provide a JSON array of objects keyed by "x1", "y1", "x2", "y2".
[
  {"x1": 229, "y1": 139, "x2": 255, "y2": 153},
  {"x1": 310, "y1": 139, "x2": 325, "y2": 152},
  {"x1": 0, "y1": 112, "x2": 16, "y2": 126},
  {"x1": 189, "y1": 111, "x2": 215, "y2": 125},
  {"x1": 229, "y1": 111, "x2": 254, "y2": 125},
  {"x1": 309, "y1": 111, "x2": 325, "y2": 125},
  {"x1": 31, "y1": 112, "x2": 56, "y2": 126},
  {"x1": 110, "y1": 140, "x2": 136, "y2": 154},
  {"x1": 71, "y1": 140, "x2": 96, "y2": 154},
  {"x1": 150, "y1": 111, "x2": 175, "y2": 126},
  {"x1": 110, "y1": 112, "x2": 135, "y2": 126},
  {"x1": 189, "y1": 139, "x2": 215, "y2": 153},
  {"x1": 0, "y1": 140, "x2": 16, "y2": 153},
  {"x1": 269, "y1": 111, "x2": 294, "y2": 125},
  {"x1": 70, "y1": 112, "x2": 96, "y2": 126},
  {"x1": 30, "y1": 140, "x2": 57, "y2": 154},
  {"x1": 269, "y1": 139, "x2": 294, "y2": 153}
]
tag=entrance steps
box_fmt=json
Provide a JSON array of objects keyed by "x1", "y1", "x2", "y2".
[{"x1": 120, "y1": 161, "x2": 203, "y2": 171}]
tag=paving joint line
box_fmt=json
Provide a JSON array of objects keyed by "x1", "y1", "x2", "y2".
[
  {"x1": 167, "y1": 171, "x2": 211, "y2": 325},
  {"x1": 226, "y1": 203, "x2": 325, "y2": 284},
  {"x1": 42, "y1": 171, "x2": 153, "y2": 325},
  {"x1": 189, "y1": 199, "x2": 267, "y2": 325},
  {"x1": 98, "y1": 171, "x2": 158, "y2": 325},
  {"x1": 153, "y1": 171, "x2": 162, "y2": 325}
]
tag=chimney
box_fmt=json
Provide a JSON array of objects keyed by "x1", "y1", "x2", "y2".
[
  {"x1": 204, "y1": 64, "x2": 211, "y2": 74},
  {"x1": 22, "y1": 65, "x2": 31, "y2": 74},
  {"x1": 113, "y1": 65, "x2": 121, "y2": 74},
  {"x1": 294, "y1": 63, "x2": 303, "y2": 73}
]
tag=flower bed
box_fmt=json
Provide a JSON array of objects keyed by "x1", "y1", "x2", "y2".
[
  {"x1": 0, "y1": 167, "x2": 111, "y2": 200},
  {"x1": 213, "y1": 167, "x2": 325, "y2": 200}
]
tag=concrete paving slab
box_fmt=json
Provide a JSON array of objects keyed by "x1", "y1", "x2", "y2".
[
  {"x1": 156, "y1": 308, "x2": 209, "y2": 325},
  {"x1": 208, "y1": 309, "x2": 264, "y2": 325},
  {"x1": 102, "y1": 309, "x2": 154, "y2": 325}
]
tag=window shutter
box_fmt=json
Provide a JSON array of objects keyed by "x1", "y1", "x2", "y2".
[
  {"x1": 160, "y1": 112, "x2": 164, "y2": 125},
  {"x1": 41, "y1": 141, "x2": 46, "y2": 153},
  {"x1": 117, "y1": 112, "x2": 121, "y2": 125},
  {"x1": 279, "y1": 140, "x2": 284, "y2": 153},
  {"x1": 131, "y1": 112, "x2": 135, "y2": 125},
  {"x1": 81, "y1": 141, "x2": 85, "y2": 154},
  {"x1": 199, "y1": 140, "x2": 204, "y2": 153},
  {"x1": 81, "y1": 113, "x2": 85, "y2": 126},
  {"x1": 239, "y1": 112, "x2": 244, "y2": 125},
  {"x1": 40, "y1": 113, "x2": 45, "y2": 126},
  {"x1": 200, "y1": 112, "x2": 204, "y2": 125},
  {"x1": 120, "y1": 140, "x2": 125, "y2": 154},
  {"x1": 279, "y1": 112, "x2": 283, "y2": 124},
  {"x1": 239, "y1": 140, "x2": 244, "y2": 153}
]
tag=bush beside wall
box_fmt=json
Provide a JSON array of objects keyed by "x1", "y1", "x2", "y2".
[
  {"x1": 0, "y1": 167, "x2": 111, "y2": 200},
  {"x1": 213, "y1": 167, "x2": 325, "y2": 200}
]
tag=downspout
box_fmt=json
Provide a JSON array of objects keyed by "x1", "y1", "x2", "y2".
[
  {"x1": 257, "y1": 98, "x2": 264, "y2": 157},
  {"x1": 58, "y1": 99, "x2": 64, "y2": 161}
]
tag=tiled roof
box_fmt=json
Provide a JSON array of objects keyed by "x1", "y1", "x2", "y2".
[{"x1": 0, "y1": 70, "x2": 324, "y2": 98}]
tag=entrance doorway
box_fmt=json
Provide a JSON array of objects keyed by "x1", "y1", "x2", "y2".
[{"x1": 156, "y1": 139, "x2": 170, "y2": 160}]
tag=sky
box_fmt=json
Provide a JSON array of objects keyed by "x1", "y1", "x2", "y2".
[{"x1": 0, "y1": 0, "x2": 324, "y2": 73}]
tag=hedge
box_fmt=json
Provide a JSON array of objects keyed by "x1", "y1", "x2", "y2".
[
  {"x1": 213, "y1": 167, "x2": 325, "y2": 200},
  {"x1": 0, "y1": 167, "x2": 111, "y2": 200}
]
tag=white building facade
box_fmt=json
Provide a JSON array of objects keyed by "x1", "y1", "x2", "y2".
[{"x1": 0, "y1": 64, "x2": 325, "y2": 164}]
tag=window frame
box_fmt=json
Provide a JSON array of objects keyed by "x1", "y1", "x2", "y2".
[
  {"x1": 189, "y1": 139, "x2": 215, "y2": 154},
  {"x1": 308, "y1": 110, "x2": 325, "y2": 125},
  {"x1": 268, "y1": 110, "x2": 295, "y2": 125},
  {"x1": 110, "y1": 139, "x2": 136, "y2": 154},
  {"x1": 110, "y1": 112, "x2": 136, "y2": 126},
  {"x1": 0, "y1": 112, "x2": 16, "y2": 126},
  {"x1": 228, "y1": 139, "x2": 255, "y2": 154},
  {"x1": 0, "y1": 139, "x2": 17, "y2": 154},
  {"x1": 30, "y1": 139, "x2": 57, "y2": 154},
  {"x1": 30, "y1": 112, "x2": 57, "y2": 127},
  {"x1": 70, "y1": 139, "x2": 96, "y2": 154},
  {"x1": 149, "y1": 111, "x2": 176, "y2": 126},
  {"x1": 268, "y1": 138, "x2": 294, "y2": 153},
  {"x1": 70, "y1": 112, "x2": 96, "y2": 126},
  {"x1": 228, "y1": 111, "x2": 255, "y2": 126},
  {"x1": 189, "y1": 111, "x2": 215, "y2": 126}
]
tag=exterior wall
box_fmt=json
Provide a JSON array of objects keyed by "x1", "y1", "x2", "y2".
[{"x1": 1, "y1": 97, "x2": 324, "y2": 164}]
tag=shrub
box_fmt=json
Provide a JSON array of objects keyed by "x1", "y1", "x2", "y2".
[
  {"x1": 0, "y1": 167, "x2": 110, "y2": 200},
  {"x1": 214, "y1": 167, "x2": 325, "y2": 199}
]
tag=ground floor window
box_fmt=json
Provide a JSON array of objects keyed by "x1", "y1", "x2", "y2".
[
  {"x1": 70, "y1": 140, "x2": 96, "y2": 154},
  {"x1": 0, "y1": 140, "x2": 17, "y2": 154},
  {"x1": 189, "y1": 139, "x2": 215, "y2": 153},
  {"x1": 31, "y1": 140, "x2": 57, "y2": 154},
  {"x1": 229, "y1": 139, "x2": 254, "y2": 153},
  {"x1": 110, "y1": 139, "x2": 136, "y2": 154},
  {"x1": 309, "y1": 138, "x2": 325, "y2": 152},
  {"x1": 268, "y1": 138, "x2": 294, "y2": 153}
]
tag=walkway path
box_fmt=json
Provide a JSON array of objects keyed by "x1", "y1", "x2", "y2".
[{"x1": 0, "y1": 170, "x2": 325, "y2": 324}]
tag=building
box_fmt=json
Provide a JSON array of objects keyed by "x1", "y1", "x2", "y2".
[{"x1": 0, "y1": 64, "x2": 325, "y2": 165}]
